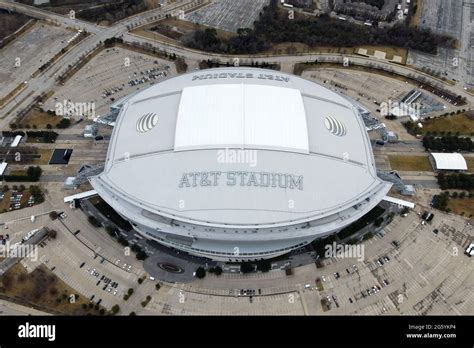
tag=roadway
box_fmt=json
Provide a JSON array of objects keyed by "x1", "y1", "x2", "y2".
[
  {"x1": 0, "y1": 0, "x2": 201, "y2": 127},
  {"x1": 1, "y1": 0, "x2": 472, "y2": 132}
]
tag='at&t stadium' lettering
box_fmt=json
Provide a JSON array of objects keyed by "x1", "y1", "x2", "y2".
[{"x1": 179, "y1": 171, "x2": 303, "y2": 190}]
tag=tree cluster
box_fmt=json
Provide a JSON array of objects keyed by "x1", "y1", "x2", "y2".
[
  {"x1": 77, "y1": 0, "x2": 147, "y2": 24},
  {"x1": 423, "y1": 135, "x2": 473, "y2": 152},
  {"x1": 185, "y1": 0, "x2": 453, "y2": 55},
  {"x1": 432, "y1": 192, "x2": 450, "y2": 211},
  {"x1": 437, "y1": 172, "x2": 474, "y2": 191}
]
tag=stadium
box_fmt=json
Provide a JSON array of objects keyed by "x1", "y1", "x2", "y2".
[{"x1": 90, "y1": 68, "x2": 392, "y2": 262}]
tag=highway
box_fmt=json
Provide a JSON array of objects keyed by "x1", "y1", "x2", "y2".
[
  {"x1": 0, "y1": 0, "x2": 202, "y2": 127},
  {"x1": 0, "y1": 0, "x2": 472, "y2": 132}
]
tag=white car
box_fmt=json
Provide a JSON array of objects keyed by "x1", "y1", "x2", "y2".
[{"x1": 465, "y1": 243, "x2": 474, "y2": 257}]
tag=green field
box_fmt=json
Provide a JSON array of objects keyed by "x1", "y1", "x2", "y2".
[
  {"x1": 422, "y1": 113, "x2": 474, "y2": 136},
  {"x1": 388, "y1": 155, "x2": 433, "y2": 171}
]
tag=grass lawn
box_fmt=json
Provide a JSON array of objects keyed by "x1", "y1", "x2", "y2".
[
  {"x1": 20, "y1": 107, "x2": 60, "y2": 129},
  {"x1": 0, "y1": 191, "x2": 12, "y2": 212},
  {"x1": 315, "y1": 278, "x2": 324, "y2": 291},
  {"x1": 9, "y1": 170, "x2": 27, "y2": 176},
  {"x1": 410, "y1": 0, "x2": 424, "y2": 27},
  {"x1": 34, "y1": 148, "x2": 53, "y2": 165},
  {"x1": 388, "y1": 155, "x2": 433, "y2": 171},
  {"x1": 447, "y1": 198, "x2": 474, "y2": 218},
  {"x1": 421, "y1": 113, "x2": 474, "y2": 136},
  {"x1": 466, "y1": 157, "x2": 474, "y2": 172},
  {"x1": 0, "y1": 264, "x2": 105, "y2": 315}
]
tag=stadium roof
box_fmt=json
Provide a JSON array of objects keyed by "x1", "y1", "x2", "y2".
[
  {"x1": 94, "y1": 68, "x2": 388, "y2": 227},
  {"x1": 175, "y1": 84, "x2": 309, "y2": 153},
  {"x1": 431, "y1": 153, "x2": 467, "y2": 171}
]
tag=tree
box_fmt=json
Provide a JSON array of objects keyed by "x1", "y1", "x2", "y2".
[
  {"x1": 214, "y1": 266, "x2": 223, "y2": 276},
  {"x1": 111, "y1": 304, "x2": 120, "y2": 315},
  {"x1": 49, "y1": 211, "x2": 58, "y2": 220},
  {"x1": 56, "y1": 118, "x2": 71, "y2": 129},
  {"x1": 136, "y1": 251, "x2": 147, "y2": 260},
  {"x1": 48, "y1": 229, "x2": 57, "y2": 239},
  {"x1": 240, "y1": 263, "x2": 255, "y2": 274},
  {"x1": 105, "y1": 225, "x2": 115, "y2": 236},
  {"x1": 374, "y1": 217, "x2": 384, "y2": 227},
  {"x1": 256, "y1": 260, "x2": 271, "y2": 273},
  {"x1": 195, "y1": 267, "x2": 206, "y2": 279},
  {"x1": 26, "y1": 166, "x2": 42, "y2": 181},
  {"x1": 87, "y1": 215, "x2": 102, "y2": 227}
]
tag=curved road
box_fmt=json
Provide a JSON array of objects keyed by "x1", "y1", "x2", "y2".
[{"x1": 0, "y1": 0, "x2": 472, "y2": 130}]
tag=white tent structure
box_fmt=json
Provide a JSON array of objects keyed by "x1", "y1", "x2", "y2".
[{"x1": 430, "y1": 153, "x2": 467, "y2": 171}]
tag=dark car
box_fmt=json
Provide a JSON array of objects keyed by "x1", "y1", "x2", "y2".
[{"x1": 95, "y1": 135, "x2": 104, "y2": 141}]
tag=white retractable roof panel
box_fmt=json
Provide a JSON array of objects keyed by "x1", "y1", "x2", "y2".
[{"x1": 174, "y1": 84, "x2": 309, "y2": 153}]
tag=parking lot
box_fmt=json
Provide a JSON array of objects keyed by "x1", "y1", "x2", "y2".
[
  {"x1": 302, "y1": 68, "x2": 426, "y2": 140},
  {"x1": 42, "y1": 47, "x2": 176, "y2": 118},
  {"x1": 0, "y1": 22, "x2": 72, "y2": 100},
  {"x1": 20, "y1": 215, "x2": 144, "y2": 310},
  {"x1": 314, "y1": 211, "x2": 473, "y2": 315},
  {"x1": 408, "y1": 0, "x2": 474, "y2": 89},
  {"x1": 185, "y1": 0, "x2": 269, "y2": 32},
  {"x1": 418, "y1": 0, "x2": 463, "y2": 38}
]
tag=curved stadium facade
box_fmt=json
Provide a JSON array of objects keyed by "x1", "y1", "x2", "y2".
[{"x1": 90, "y1": 68, "x2": 392, "y2": 262}]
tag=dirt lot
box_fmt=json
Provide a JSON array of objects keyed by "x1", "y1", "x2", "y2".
[
  {"x1": 388, "y1": 155, "x2": 433, "y2": 171},
  {"x1": 0, "y1": 264, "x2": 104, "y2": 315}
]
